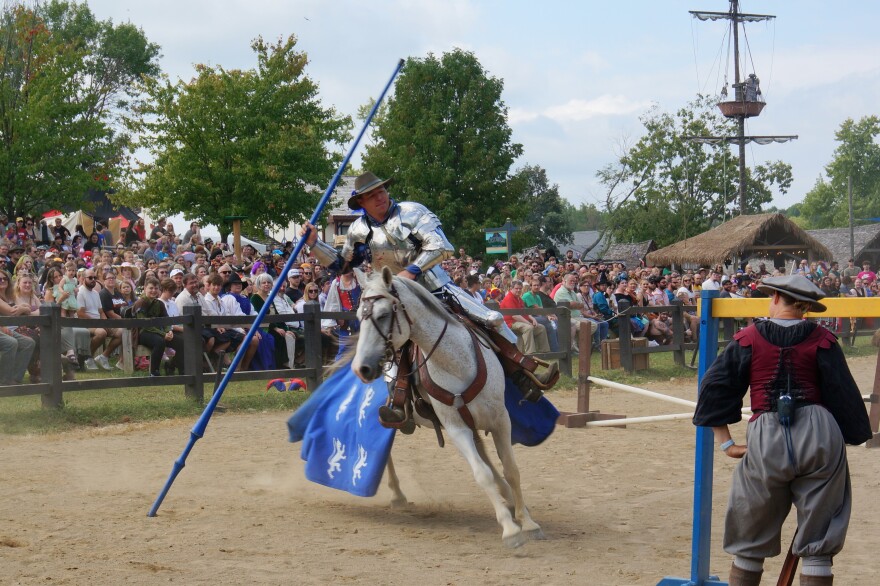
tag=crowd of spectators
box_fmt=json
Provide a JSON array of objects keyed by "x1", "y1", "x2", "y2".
[{"x1": 0, "y1": 209, "x2": 874, "y2": 386}]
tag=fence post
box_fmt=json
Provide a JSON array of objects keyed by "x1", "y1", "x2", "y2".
[
  {"x1": 40, "y1": 304, "x2": 63, "y2": 409},
  {"x1": 577, "y1": 317, "x2": 592, "y2": 413},
  {"x1": 617, "y1": 299, "x2": 633, "y2": 373},
  {"x1": 722, "y1": 316, "x2": 735, "y2": 342},
  {"x1": 182, "y1": 305, "x2": 205, "y2": 403},
  {"x1": 556, "y1": 302, "x2": 572, "y2": 378},
  {"x1": 671, "y1": 299, "x2": 685, "y2": 367},
  {"x1": 303, "y1": 301, "x2": 324, "y2": 390}
]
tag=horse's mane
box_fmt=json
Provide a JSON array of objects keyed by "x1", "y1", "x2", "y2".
[
  {"x1": 394, "y1": 276, "x2": 461, "y2": 326},
  {"x1": 363, "y1": 272, "x2": 460, "y2": 327}
]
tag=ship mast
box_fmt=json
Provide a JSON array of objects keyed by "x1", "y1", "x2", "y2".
[{"x1": 687, "y1": 0, "x2": 796, "y2": 214}]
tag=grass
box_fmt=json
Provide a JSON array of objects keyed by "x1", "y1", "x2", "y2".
[
  {"x1": 2, "y1": 333, "x2": 876, "y2": 436},
  {"x1": 554, "y1": 347, "x2": 698, "y2": 390},
  {"x1": 0, "y1": 369, "x2": 307, "y2": 435}
]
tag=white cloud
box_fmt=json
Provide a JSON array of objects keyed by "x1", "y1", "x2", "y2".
[
  {"x1": 545, "y1": 96, "x2": 653, "y2": 122},
  {"x1": 508, "y1": 107, "x2": 540, "y2": 124},
  {"x1": 510, "y1": 95, "x2": 652, "y2": 125}
]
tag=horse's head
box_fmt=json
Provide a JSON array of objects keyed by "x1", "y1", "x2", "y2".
[{"x1": 352, "y1": 266, "x2": 413, "y2": 382}]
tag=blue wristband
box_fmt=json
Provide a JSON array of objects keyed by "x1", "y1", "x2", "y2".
[
  {"x1": 719, "y1": 439, "x2": 735, "y2": 452},
  {"x1": 405, "y1": 264, "x2": 423, "y2": 277}
]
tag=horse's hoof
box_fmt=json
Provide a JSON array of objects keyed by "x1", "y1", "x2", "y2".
[
  {"x1": 502, "y1": 532, "x2": 528, "y2": 549},
  {"x1": 523, "y1": 527, "x2": 546, "y2": 541},
  {"x1": 390, "y1": 497, "x2": 409, "y2": 509}
]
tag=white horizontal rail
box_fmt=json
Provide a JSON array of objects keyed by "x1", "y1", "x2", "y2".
[
  {"x1": 586, "y1": 412, "x2": 695, "y2": 427},
  {"x1": 587, "y1": 375, "x2": 752, "y2": 415},
  {"x1": 588, "y1": 376, "x2": 697, "y2": 408}
]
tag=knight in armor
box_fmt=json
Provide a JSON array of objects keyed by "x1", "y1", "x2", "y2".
[
  {"x1": 302, "y1": 172, "x2": 559, "y2": 426},
  {"x1": 693, "y1": 275, "x2": 871, "y2": 586}
]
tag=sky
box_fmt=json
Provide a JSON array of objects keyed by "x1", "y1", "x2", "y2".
[{"x1": 87, "y1": 0, "x2": 880, "y2": 212}]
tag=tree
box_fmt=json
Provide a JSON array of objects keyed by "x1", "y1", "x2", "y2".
[
  {"x1": 123, "y1": 36, "x2": 350, "y2": 241},
  {"x1": 361, "y1": 49, "x2": 523, "y2": 254},
  {"x1": 508, "y1": 164, "x2": 573, "y2": 252},
  {"x1": 0, "y1": 1, "x2": 159, "y2": 218},
  {"x1": 799, "y1": 116, "x2": 880, "y2": 228},
  {"x1": 569, "y1": 202, "x2": 605, "y2": 232},
  {"x1": 598, "y1": 96, "x2": 792, "y2": 247}
]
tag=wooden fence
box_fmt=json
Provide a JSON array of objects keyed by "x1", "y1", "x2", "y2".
[
  {"x1": 0, "y1": 301, "x2": 580, "y2": 409},
  {"x1": 0, "y1": 302, "x2": 335, "y2": 409}
]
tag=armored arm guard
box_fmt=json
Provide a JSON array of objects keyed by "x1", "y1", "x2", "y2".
[
  {"x1": 310, "y1": 238, "x2": 344, "y2": 267},
  {"x1": 400, "y1": 203, "x2": 453, "y2": 273}
]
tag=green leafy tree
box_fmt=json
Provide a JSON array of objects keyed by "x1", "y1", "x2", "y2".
[
  {"x1": 508, "y1": 164, "x2": 573, "y2": 252},
  {"x1": 569, "y1": 202, "x2": 605, "y2": 231},
  {"x1": 0, "y1": 0, "x2": 159, "y2": 218},
  {"x1": 799, "y1": 116, "x2": 880, "y2": 228},
  {"x1": 598, "y1": 96, "x2": 792, "y2": 247},
  {"x1": 361, "y1": 49, "x2": 523, "y2": 254},
  {"x1": 123, "y1": 36, "x2": 350, "y2": 241}
]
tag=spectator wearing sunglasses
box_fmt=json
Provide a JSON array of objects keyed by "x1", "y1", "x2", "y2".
[{"x1": 76, "y1": 269, "x2": 121, "y2": 371}]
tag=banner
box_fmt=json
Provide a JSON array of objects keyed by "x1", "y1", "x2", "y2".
[{"x1": 485, "y1": 231, "x2": 507, "y2": 255}]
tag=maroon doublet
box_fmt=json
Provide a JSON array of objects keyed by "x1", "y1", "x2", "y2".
[{"x1": 734, "y1": 324, "x2": 836, "y2": 420}]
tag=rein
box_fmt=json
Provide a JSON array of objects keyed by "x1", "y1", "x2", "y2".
[
  {"x1": 360, "y1": 282, "x2": 448, "y2": 374},
  {"x1": 361, "y1": 277, "x2": 489, "y2": 432}
]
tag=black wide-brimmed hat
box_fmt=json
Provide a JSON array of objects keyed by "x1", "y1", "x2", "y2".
[
  {"x1": 223, "y1": 272, "x2": 244, "y2": 291},
  {"x1": 757, "y1": 274, "x2": 827, "y2": 312},
  {"x1": 347, "y1": 172, "x2": 393, "y2": 210}
]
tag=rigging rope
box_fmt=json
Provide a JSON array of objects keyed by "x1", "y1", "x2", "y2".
[
  {"x1": 691, "y1": 18, "x2": 701, "y2": 95},
  {"x1": 693, "y1": 16, "x2": 731, "y2": 97},
  {"x1": 741, "y1": 20, "x2": 758, "y2": 78},
  {"x1": 765, "y1": 19, "x2": 777, "y2": 101}
]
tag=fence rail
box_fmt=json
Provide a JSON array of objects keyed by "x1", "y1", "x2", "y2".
[
  {"x1": 0, "y1": 301, "x2": 583, "y2": 409},
  {"x1": 5, "y1": 297, "x2": 876, "y2": 403}
]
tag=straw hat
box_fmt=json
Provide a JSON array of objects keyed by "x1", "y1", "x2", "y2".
[{"x1": 117, "y1": 262, "x2": 141, "y2": 281}]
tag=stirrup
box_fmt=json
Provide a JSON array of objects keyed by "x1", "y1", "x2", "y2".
[
  {"x1": 379, "y1": 406, "x2": 415, "y2": 434},
  {"x1": 522, "y1": 362, "x2": 560, "y2": 391}
]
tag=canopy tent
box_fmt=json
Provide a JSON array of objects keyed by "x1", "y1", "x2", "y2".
[
  {"x1": 44, "y1": 190, "x2": 140, "y2": 244},
  {"x1": 43, "y1": 210, "x2": 123, "y2": 245},
  {"x1": 74, "y1": 190, "x2": 139, "y2": 222},
  {"x1": 645, "y1": 213, "x2": 833, "y2": 269}
]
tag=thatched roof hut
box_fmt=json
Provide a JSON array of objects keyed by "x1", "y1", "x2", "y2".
[
  {"x1": 807, "y1": 225, "x2": 880, "y2": 265},
  {"x1": 601, "y1": 240, "x2": 657, "y2": 267},
  {"x1": 646, "y1": 213, "x2": 832, "y2": 268}
]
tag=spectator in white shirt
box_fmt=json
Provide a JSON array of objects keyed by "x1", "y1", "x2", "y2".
[
  {"x1": 76, "y1": 268, "x2": 121, "y2": 371},
  {"x1": 202, "y1": 273, "x2": 260, "y2": 370}
]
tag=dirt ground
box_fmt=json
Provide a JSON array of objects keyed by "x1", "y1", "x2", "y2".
[{"x1": 2, "y1": 356, "x2": 878, "y2": 586}]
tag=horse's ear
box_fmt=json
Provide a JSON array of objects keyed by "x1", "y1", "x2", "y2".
[{"x1": 382, "y1": 266, "x2": 394, "y2": 287}]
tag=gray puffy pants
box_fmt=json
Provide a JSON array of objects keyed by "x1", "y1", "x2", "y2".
[{"x1": 724, "y1": 405, "x2": 851, "y2": 560}]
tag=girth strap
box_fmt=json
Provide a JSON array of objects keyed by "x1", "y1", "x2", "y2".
[{"x1": 416, "y1": 327, "x2": 487, "y2": 430}]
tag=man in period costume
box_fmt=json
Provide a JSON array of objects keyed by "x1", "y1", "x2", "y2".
[{"x1": 694, "y1": 275, "x2": 872, "y2": 586}]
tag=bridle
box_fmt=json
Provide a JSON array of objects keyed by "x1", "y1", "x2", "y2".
[
  {"x1": 360, "y1": 283, "x2": 413, "y2": 352},
  {"x1": 359, "y1": 282, "x2": 448, "y2": 374}
]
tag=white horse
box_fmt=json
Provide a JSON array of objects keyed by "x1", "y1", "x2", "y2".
[{"x1": 352, "y1": 266, "x2": 543, "y2": 548}]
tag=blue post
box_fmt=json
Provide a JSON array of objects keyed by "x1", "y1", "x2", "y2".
[
  {"x1": 148, "y1": 58, "x2": 406, "y2": 517},
  {"x1": 658, "y1": 289, "x2": 725, "y2": 586}
]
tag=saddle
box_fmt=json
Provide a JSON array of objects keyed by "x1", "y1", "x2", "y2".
[{"x1": 379, "y1": 313, "x2": 559, "y2": 446}]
